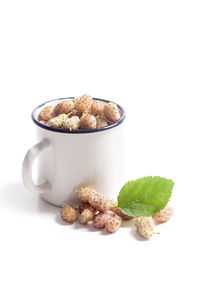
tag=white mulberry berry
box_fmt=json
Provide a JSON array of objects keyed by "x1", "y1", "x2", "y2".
[
  {"x1": 75, "y1": 94, "x2": 93, "y2": 114},
  {"x1": 103, "y1": 102, "x2": 121, "y2": 123},
  {"x1": 78, "y1": 186, "x2": 98, "y2": 203},
  {"x1": 78, "y1": 208, "x2": 95, "y2": 225},
  {"x1": 105, "y1": 214, "x2": 122, "y2": 233},
  {"x1": 78, "y1": 186, "x2": 115, "y2": 212},
  {"x1": 53, "y1": 100, "x2": 74, "y2": 116},
  {"x1": 91, "y1": 100, "x2": 105, "y2": 116},
  {"x1": 62, "y1": 116, "x2": 80, "y2": 131},
  {"x1": 47, "y1": 113, "x2": 69, "y2": 128},
  {"x1": 38, "y1": 105, "x2": 54, "y2": 122},
  {"x1": 135, "y1": 217, "x2": 155, "y2": 240},
  {"x1": 153, "y1": 206, "x2": 174, "y2": 224},
  {"x1": 96, "y1": 116, "x2": 108, "y2": 128},
  {"x1": 80, "y1": 114, "x2": 96, "y2": 129},
  {"x1": 88, "y1": 194, "x2": 112, "y2": 212},
  {"x1": 61, "y1": 205, "x2": 77, "y2": 223},
  {"x1": 93, "y1": 211, "x2": 115, "y2": 228}
]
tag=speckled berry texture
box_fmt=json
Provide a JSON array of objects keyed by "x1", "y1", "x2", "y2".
[
  {"x1": 88, "y1": 194, "x2": 112, "y2": 212},
  {"x1": 62, "y1": 116, "x2": 80, "y2": 131},
  {"x1": 105, "y1": 214, "x2": 122, "y2": 233},
  {"x1": 79, "y1": 208, "x2": 95, "y2": 224},
  {"x1": 153, "y1": 206, "x2": 173, "y2": 224},
  {"x1": 38, "y1": 105, "x2": 54, "y2": 122},
  {"x1": 61, "y1": 205, "x2": 77, "y2": 223},
  {"x1": 75, "y1": 94, "x2": 93, "y2": 114},
  {"x1": 47, "y1": 113, "x2": 69, "y2": 128},
  {"x1": 103, "y1": 102, "x2": 121, "y2": 123},
  {"x1": 78, "y1": 186, "x2": 115, "y2": 212},
  {"x1": 53, "y1": 100, "x2": 75, "y2": 116},
  {"x1": 91, "y1": 100, "x2": 105, "y2": 116},
  {"x1": 78, "y1": 186, "x2": 98, "y2": 203},
  {"x1": 93, "y1": 211, "x2": 122, "y2": 233},
  {"x1": 93, "y1": 211, "x2": 115, "y2": 228},
  {"x1": 96, "y1": 116, "x2": 108, "y2": 128},
  {"x1": 135, "y1": 217, "x2": 155, "y2": 240},
  {"x1": 79, "y1": 114, "x2": 97, "y2": 129}
]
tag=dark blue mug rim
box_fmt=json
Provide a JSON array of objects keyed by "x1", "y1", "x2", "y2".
[{"x1": 32, "y1": 97, "x2": 126, "y2": 134}]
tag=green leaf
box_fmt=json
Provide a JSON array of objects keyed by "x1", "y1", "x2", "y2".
[{"x1": 117, "y1": 176, "x2": 174, "y2": 218}]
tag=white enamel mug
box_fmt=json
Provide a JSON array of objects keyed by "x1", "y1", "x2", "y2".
[{"x1": 22, "y1": 97, "x2": 126, "y2": 207}]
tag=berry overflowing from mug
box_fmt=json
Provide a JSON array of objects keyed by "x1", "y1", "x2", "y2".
[{"x1": 37, "y1": 94, "x2": 122, "y2": 131}]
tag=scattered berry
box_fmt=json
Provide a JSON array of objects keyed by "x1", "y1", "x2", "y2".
[
  {"x1": 113, "y1": 207, "x2": 133, "y2": 220},
  {"x1": 53, "y1": 100, "x2": 75, "y2": 116},
  {"x1": 88, "y1": 194, "x2": 113, "y2": 212},
  {"x1": 75, "y1": 94, "x2": 93, "y2": 114},
  {"x1": 47, "y1": 113, "x2": 69, "y2": 128},
  {"x1": 62, "y1": 116, "x2": 80, "y2": 131},
  {"x1": 103, "y1": 102, "x2": 121, "y2": 123},
  {"x1": 153, "y1": 206, "x2": 174, "y2": 224},
  {"x1": 93, "y1": 211, "x2": 115, "y2": 229},
  {"x1": 61, "y1": 205, "x2": 77, "y2": 223},
  {"x1": 38, "y1": 105, "x2": 54, "y2": 122},
  {"x1": 80, "y1": 114, "x2": 97, "y2": 129},
  {"x1": 78, "y1": 186, "x2": 98, "y2": 203},
  {"x1": 78, "y1": 186, "x2": 115, "y2": 212},
  {"x1": 96, "y1": 116, "x2": 108, "y2": 128},
  {"x1": 58, "y1": 178, "x2": 173, "y2": 238},
  {"x1": 105, "y1": 214, "x2": 122, "y2": 233},
  {"x1": 91, "y1": 100, "x2": 105, "y2": 116},
  {"x1": 79, "y1": 208, "x2": 95, "y2": 225},
  {"x1": 135, "y1": 217, "x2": 155, "y2": 240}
]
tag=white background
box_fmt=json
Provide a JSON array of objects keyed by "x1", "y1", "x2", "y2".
[{"x1": 0, "y1": 0, "x2": 200, "y2": 299}]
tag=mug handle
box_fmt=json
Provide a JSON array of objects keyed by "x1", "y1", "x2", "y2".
[{"x1": 22, "y1": 138, "x2": 51, "y2": 193}]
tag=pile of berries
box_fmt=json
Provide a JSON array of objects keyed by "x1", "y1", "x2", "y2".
[
  {"x1": 60, "y1": 186, "x2": 124, "y2": 233},
  {"x1": 38, "y1": 94, "x2": 122, "y2": 131},
  {"x1": 60, "y1": 186, "x2": 173, "y2": 238}
]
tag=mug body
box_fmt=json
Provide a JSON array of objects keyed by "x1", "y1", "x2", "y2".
[{"x1": 24, "y1": 98, "x2": 125, "y2": 207}]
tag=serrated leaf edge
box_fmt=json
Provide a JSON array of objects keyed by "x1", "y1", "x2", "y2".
[{"x1": 117, "y1": 176, "x2": 175, "y2": 218}]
